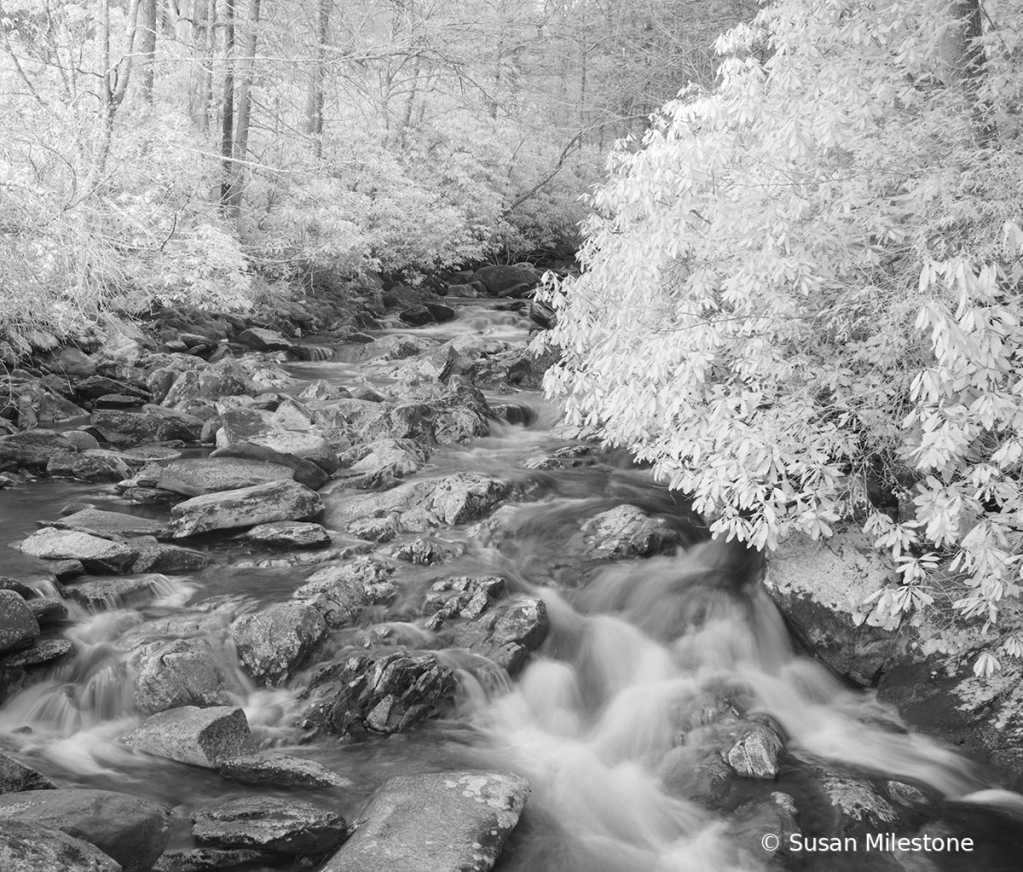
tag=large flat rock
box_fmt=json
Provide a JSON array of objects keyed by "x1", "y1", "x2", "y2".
[
  {"x1": 167, "y1": 479, "x2": 324, "y2": 538},
  {"x1": 19, "y1": 528, "x2": 139, "y2": 574},
  {"x1": 191, "y1": 796, "x2": 346, "y2": 855},
  {"x1": 149, "y1": 457, "x2": 296, "y2": 497},
  {"x1": 120, "y1": 706, "x2": 256, "y2": 768},
  {"x1": 0, "y1": 788, "x2": 169, "y2": 872},
  {"x1": 48, "y1": 508, "x2": 164, "y2": 539},
  {"x1": 321, "y1": 770, "x2": 528, "y2": 872}
]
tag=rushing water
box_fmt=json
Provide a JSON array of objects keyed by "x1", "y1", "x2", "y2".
[{"x1": 1, "y1": 300, "x2": 1022, "y2": 871}]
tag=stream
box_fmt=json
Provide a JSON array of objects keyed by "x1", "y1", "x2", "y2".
[{"x1": 1, "y1": 298, "x2": 1021, "y2": 872}]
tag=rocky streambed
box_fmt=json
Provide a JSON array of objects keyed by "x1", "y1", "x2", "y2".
[{"x1": 0, "y1": 276, "x2": 1022, "y2": 872}]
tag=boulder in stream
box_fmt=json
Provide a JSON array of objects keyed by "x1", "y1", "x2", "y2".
[
  {"x1": 578, "y1": 504, "x2": 682, "y2": 560},
  {"x1": 235, "y1": 327, "x2": 293, "y2": 352},
  {"x1": 191, "y1": 796, "x2": 346, "y2": 855},
  {"x1": 245, "y1": 520, "x2": 331, "y2": 548},
  {"x1": 130, "y1": 637, "x2": 238, "y2": 715},
  {"x1": 0, "y1": 429, "x2": 79, "y2": 472},
  {"x1": 120, "y1": 706, "x2": 256, "y2": 768},
  {"x1": 306, "y1": 650, "x2": 455, "y2": 735},
  {"x1": 448, "y1": 596, "x2": 549, "y2": 675},
  {"x1": 217, "y1": 753, "x2": 351, "y2": 789},
  {"x1": 294, "y1": 558, "x2": 394, "y2": 628},
  {"x1": 336, "y1": 438, "x2": 429, "y2": 490},
  {"x1": 147, "y1": 457, "x2": 297, "y2": 497},
  {"x1": 231, "y1": 601, "x2": 327, "y2": 686},
  {"x1": 48, "y1": 508, "x2": 164, "y2": 539},
  {"x1": 215, "y1": 406, "x2": 339, "y2": 474},
  {"x1": 167, "y1": 479, "x2": 324, "y2": 537},
  {"x1": 321, "y1": 770, "x2": 529, "y2": 872},
  {"x1": 0, "y1": 751, "x2": 56, "y2": 793},
  {"x1": 0, "y1": 590, "x2": 40, "y2": 655},
  {"x1": 90, "y1": 406, "x2": 204, "y2": 446},
  {"x1": 0, "y1": 788, "x2": 170, "y2": 872},
  {"x1": 19, "y1": 528, "x2": 140, "y2": 573},
  {"x1": 0, "y1": 819, "x2": 122, "y2": 872},
  {"x1": 326, "y1": 472, "x2": 511, "y2": 535}
]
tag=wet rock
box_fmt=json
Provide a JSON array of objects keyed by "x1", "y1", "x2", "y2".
[
  {"x1": 51, "y1": 559, "x2": 86, "y2": 580},
  {"x1": 0, "y1": 430, "x2": 78, "y2": 472},
  {"x1": 0, "y1": 638, "x2": 74, "y2": 668},
  {"x1": 65, "y1": 577, "x2": 161, "y2": 610},
  {"x1": 0, "y1": 751, "x2": 56, "y2": 793},
  {"x1": 90, "y1": 406, "x2": 203, "y2": 446},
  {"x1": 727, "y1": 792, "x2": 801, "y2": 864},
  {"x1": 326, "y1": 473, "x2": 511, "y2": 534},
  {"x1": 167, "y1": 479, "x2": 324, "y2": 538},
  {"x1": 246, "y1": 521, "x2": 331, "y2": 549},
  {"x1": 145, "y1": 457, "x2": 296, "y2": 497},
  {"x1": 528, "y1": 299, "x2": 556, "y2": 329},
  {"x1": 766, "y1": 529, "x2": 905, "y2": 686},
  {"x1": 44, "y1": 346, "x2": 97, "y2": 378},
  {"x1": 472, "y1": 263, "x2": 540, "y2": 296},
  {"x1": 522, "y1": 445, "x2": 598, "y2": 471},
  {"x1": 294, "y1": 559, "x2": 392, "y2": 628},
  {"x1": 821, "y1": 772, "x2": 899, "y2": 834},
  {"x1": 334, "y1": 334, "x2": 436, "y2": 364},
  {"x1": 217, "y1": 753, "x2": 351, "y2": 789},
  {"x1": 64, "y1": 430, "x2": 102, "y2": 452},
  {"x1": 95, "y1": 394, "x2": 146, "y2": 409},
  {"x1": 0, "y1": 788, "x2": 170, "y2": 872},
  {"x1": 63, "y1": 450, "x2": 136, "y2": 483},
  {"x1": 337, "y1": 439, "x2": 429, "y2": 489},
  {"x1": 34, "y1": 391, "x2": 89, "y2": 423},
  {"x1": 0, "y1": 577, "x2": 35, "y2": 598},
  {"x1": 314, "y1": 400, "x2": 434, "y2": 448},
  {"x1": 131, "y1": 544, "x2": 213, "y2": 574},
  {"x1": 299, "y1": 380, "x2": 350, "y2": 402},
  {"x1": 321, "y1": 770, "x2": 528, "y2": 872},
  {"x1": 209, "y1": 442, "x2": 329, "y2": 490},
  {"x1": 424, "y1": 576, "x2": 506, "y2": 620},
  {"x1": 307, "y1": 651, "x2": 455, "y2": 735},
  {"x1": 191, "y1": 796, "x2": 346, "y2": 855},
  {"x1": 449, "y1": 597, "x2": 548, "y2": 674},
  {"x1": 235, "y1": 327, "x2": 293, "y2": 353},
  {"x1": 398, "y1": 304, "x2": 437, "y2": 326},
  {"x1": 394, "y1": 377, "x2": 492, "y2": 444},
  {"x1": 19, "y1": 528, "x2": 139, "y2": 574},
  {"x1": 578, "y1": 505, "x2": 682, "y2": 559},
  {"x1": 0, "y1": 819, "x2": 121, "y2": 872},
  {"x1": 0, "y1": 590, "x2": 40, "y2": 655},
  {"x1": 121, "y1": 706, "x2": 256, "y2": 768},
  {"x1": 216, "y1": 407, "x2": 338, "y2": 474},
  {"x1": 28, "y1": 596, "x2": 69, "y2": 626},
  {"x1": 76, "y1": 376, "x2": 149, "y2": 402},
  {"x1": 726, "y1": 721, "x2": 784, "y2": 779},
  {"x1": 231, "y1": 602, "x2": 327, "y2": 686},
  {"x1": 392, "y1": 536, "x2": 466, "y2": 565},
  {"x1": 48, "y1": 508, "x2": 164, "y2": 539},
  {"x1": 130, "y1": 638, "x2": 237, "y2": 715}
]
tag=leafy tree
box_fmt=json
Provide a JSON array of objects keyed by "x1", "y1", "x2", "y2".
[{"x1": 536, "y1": 0, "x2": 1023, "y2": 673}]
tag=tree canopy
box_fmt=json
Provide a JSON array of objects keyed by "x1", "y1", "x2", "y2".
[{"x1": 537, "y1": 0, "x2": 1023, "y2": 673}]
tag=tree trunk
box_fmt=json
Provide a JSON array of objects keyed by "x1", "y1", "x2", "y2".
[
  {"x1": 139, "y1": 0, "x2": 157, "y2": 104},
  {"x1": 220, "y1": 0, "x2": 236, "y2": 207},
  {"x1": 225, "y1": 0, "x2": 262, "y2": 215},
  {"x1": 303, "y1": 0, "x2": 328, "y2": 158}
]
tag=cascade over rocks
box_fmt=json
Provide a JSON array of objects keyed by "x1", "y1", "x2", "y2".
[{"x1": 321, "y1": 770, "x2": 529, "y2": 872}]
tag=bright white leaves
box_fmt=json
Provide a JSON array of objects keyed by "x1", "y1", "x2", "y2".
[{"x1": 535, "y1": 0, "x2": 1023, "y2": 678}]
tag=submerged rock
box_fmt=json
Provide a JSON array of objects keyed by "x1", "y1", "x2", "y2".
[
  {"x1": 231, "y1": 602, "x2": 327, "y2": 686},
  {"x1": 0, "y1": 819, "x2": 122, "y2": 872},
  {"x1": 0, "y1": 788, "x2": 170, "y2": 872},
  {"x1": 321, "y1": 770, "x2": 529, "y2": 872},
  {"x1": 191, "y1": 796, "x2": 346, "y2": 855},
  {"x1": 120, "y1": 706, "x2": 256, "y2": 768},
  {"x1": 167, "y1": 479, "x2": 324, "y2": 538}
]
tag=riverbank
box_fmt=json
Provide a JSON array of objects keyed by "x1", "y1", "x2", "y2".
[{"x1": 0, "y1": 276, "x2": 1021, "y2": 872}]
